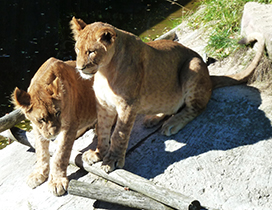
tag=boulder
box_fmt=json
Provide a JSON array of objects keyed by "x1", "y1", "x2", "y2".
[{"x1": 241, "y1": 2, "x2": 272, "y2": 59}]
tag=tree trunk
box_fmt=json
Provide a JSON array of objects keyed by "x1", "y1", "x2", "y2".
[{"x1": 0, "y1": 109, "x2": 25, "y2": 133}]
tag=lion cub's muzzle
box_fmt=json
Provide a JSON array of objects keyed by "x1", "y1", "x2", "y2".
[
  {"x1": 76, "y1": 65, "x2": 98, "y2": 79},
  {"x1": 42, "y1": 126, "x2": 61, "y2": 141},
  {"x1": 77, "y1": 65, "x2": 86, "y2": 71},
  {"x1": 43, "y1": 133, "x2": 58, "y2": 141}
]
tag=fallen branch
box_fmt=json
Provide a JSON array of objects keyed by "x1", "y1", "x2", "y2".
[
  {"x1": 0, "y1": 109, "x2": 25, "y2": 133},
  {"x1": 79, "y1": 162, "x2": 193, "y2": 210},
  {"x1": 68, "y1": 180, "x2": 173, "y2": 210}
]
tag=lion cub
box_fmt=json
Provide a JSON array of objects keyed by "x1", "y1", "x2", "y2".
[
  {"x1": 70, "y1": 17, "x2": 264, "y2": 173},
  {"x1": 12, "y1": 58, "x2": 97, "y2": 196}
]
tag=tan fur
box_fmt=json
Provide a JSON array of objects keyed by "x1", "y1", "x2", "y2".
[
  {"x1": 12, "y1": 58, "x2": 97, "y2": 196},
  {"x1": 70, "y1": 17, "x2": 264, "y2": 172}
]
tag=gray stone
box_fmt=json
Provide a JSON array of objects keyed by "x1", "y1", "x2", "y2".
[{"x1": 241, "y1": 2, "x2": 272, "y2": 59}]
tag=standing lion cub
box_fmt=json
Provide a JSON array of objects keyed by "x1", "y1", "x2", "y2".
[
  {"x1": 70, "y1": 17, "x2": 264, "y2": 173},
  {"x1": 12, "y1": 58, "x2": 97, "y2": 196}
]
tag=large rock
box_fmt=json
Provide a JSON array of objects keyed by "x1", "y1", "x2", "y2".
[{"x1": 241, "y1": 2, "x2": 272, "y2": 59}]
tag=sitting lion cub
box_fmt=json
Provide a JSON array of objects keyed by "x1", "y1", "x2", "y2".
[
  {"x1": 70, "y1": 17, "x2": 264, "y2": 173},
  {"x1": 12, "y1": 58, "x2": 97, "y2": 196}
]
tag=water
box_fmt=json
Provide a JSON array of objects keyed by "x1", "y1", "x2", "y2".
[
  {"x1": 0, "y1": 0, "x2": 196, "y2": 116},
  {"x1": 139, "y1": 0, "x2": 199, "y2": 40}
]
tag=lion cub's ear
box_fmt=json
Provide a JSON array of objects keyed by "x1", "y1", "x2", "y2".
[
  {"x1": 96, "y1": 28, "x2": 117, "y2": 50},
  {"x1": 12, "y1": 87, "x2": 31, "y2": 110},
  {"x1": 70, "y1": 16, "x2": 87, "y2": 40},
  {"x1": 47, "y1": 77, "x2": 61, "y2": 100}
]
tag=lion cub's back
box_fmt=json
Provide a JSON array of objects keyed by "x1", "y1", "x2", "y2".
[{"x1": 29, "y1": 57, "x2": 96, "y2": 125}]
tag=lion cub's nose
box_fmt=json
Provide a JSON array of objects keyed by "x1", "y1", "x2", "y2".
[
  {"x1": 76, "y1": 65, "x2": 86, "y2": 71},
  {"x1": 48, "y1": 126, "x2": 58, "y2": 136}
]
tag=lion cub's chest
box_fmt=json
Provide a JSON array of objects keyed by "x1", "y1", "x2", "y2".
[{"x1": 93, "y1": 73, "x2": 118, "y2": 111}]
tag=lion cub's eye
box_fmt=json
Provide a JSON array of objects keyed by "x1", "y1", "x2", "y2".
[
  {"x1": 87, "y1": 50, "x2": 95, "y2": 56},
  {"x1": 55, "y1": 111, "x2": 61, "y2": 118},
  {"x1": 38, "y1": 117, "x2": 46, "y2": 123}
]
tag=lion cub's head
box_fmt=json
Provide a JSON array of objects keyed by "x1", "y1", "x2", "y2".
[
  {"x1": 12, "y1": 60, "x2": 63, "y2": 140},
  {"x1": 70, "y1": 17, "x2": 117, "y2": 79}
]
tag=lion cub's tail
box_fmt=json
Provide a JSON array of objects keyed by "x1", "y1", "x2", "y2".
[{"x1": 210, "y1": 32, "x2": 265, "y2": 89}]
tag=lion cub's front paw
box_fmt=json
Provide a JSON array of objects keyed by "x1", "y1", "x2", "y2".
[
  {"x1": 27, "y1": 172, "x2": 48, "y2": 189},
  {"x1": 48, "y1": 176, "x2": 69, "y2": 196},
  {"x1": 101, "y1": 152, "x2": 125, "y2": 173},
  {"x1": 82, "y1": 149, "x2": 103, "y2": 165}
]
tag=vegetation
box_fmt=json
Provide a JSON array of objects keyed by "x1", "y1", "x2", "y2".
[
  {"x1": 141, "y1": 0, "x2": 272, "y2": 59},
  {"x1": 0, "y1": 119, "x2": 31, "y2": 149},
  {"x1": 188, "y1": 0, "x2": 272, "y2": 59},
  {"x1": 0, "y1": 136, "x2": 9, "y2": 149}
]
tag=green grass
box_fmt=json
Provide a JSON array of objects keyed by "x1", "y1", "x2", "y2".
[
  {"x1": 0, "y1": 136, "x2": 9, "y2": 149},
  {"x1": 188, "y1": 0, "x2": 272, "y2": 59},
  {"x1": 170, "y1": 17, "x2": 184, "y2": 28},
  {"x1": 0, "y1": 119, "x2": 32, "y2": 149},
  {"x1": 142, "y1": 0, "x2": 272, "y2": 59}
]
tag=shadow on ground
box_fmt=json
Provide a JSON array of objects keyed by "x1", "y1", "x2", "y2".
[{"x1": 124, "y1": 85, "x2": 272, "y2": 179}]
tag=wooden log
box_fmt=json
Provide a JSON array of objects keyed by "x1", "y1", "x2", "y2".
[
  {"x1": 68, "y1": 180, "x2": 173, "y2": 210},
  {"x1": 0, "y1": 109, "x2": 25, "y2": 133},
  {"x1": 79, "y1": 162, "x2": 193, "y2": 210}
]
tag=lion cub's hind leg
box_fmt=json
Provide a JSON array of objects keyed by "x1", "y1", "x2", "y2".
[
  {"x1": 161, "y1": 100, "x2": 204, "y2": 136},
  {"x1": 27, "y1": 129, "x2": 50, "y2": 189},
  {"x1": 162, "y1": 61, "x2": 212, "y2": 136},
  {"x1": 143, "y1": 113, "x2": 167, "y2": 128},
  {"x1": 162, "y1": 88, "x2": 211, "y2": 136}
]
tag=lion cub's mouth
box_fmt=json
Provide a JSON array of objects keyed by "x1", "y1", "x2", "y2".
[
  {"x1": 77, "y1": 66, "x2": 98, "y2": 80},
  {"x1": 41, "y1": 128, "x2": 61, "y2": 141},
  {"x1": 82, "y1": 68, "x2": 98, "y2": 75},
  {"x1": 43, "y1": 133, "x2": 59, "y2": 141}
]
